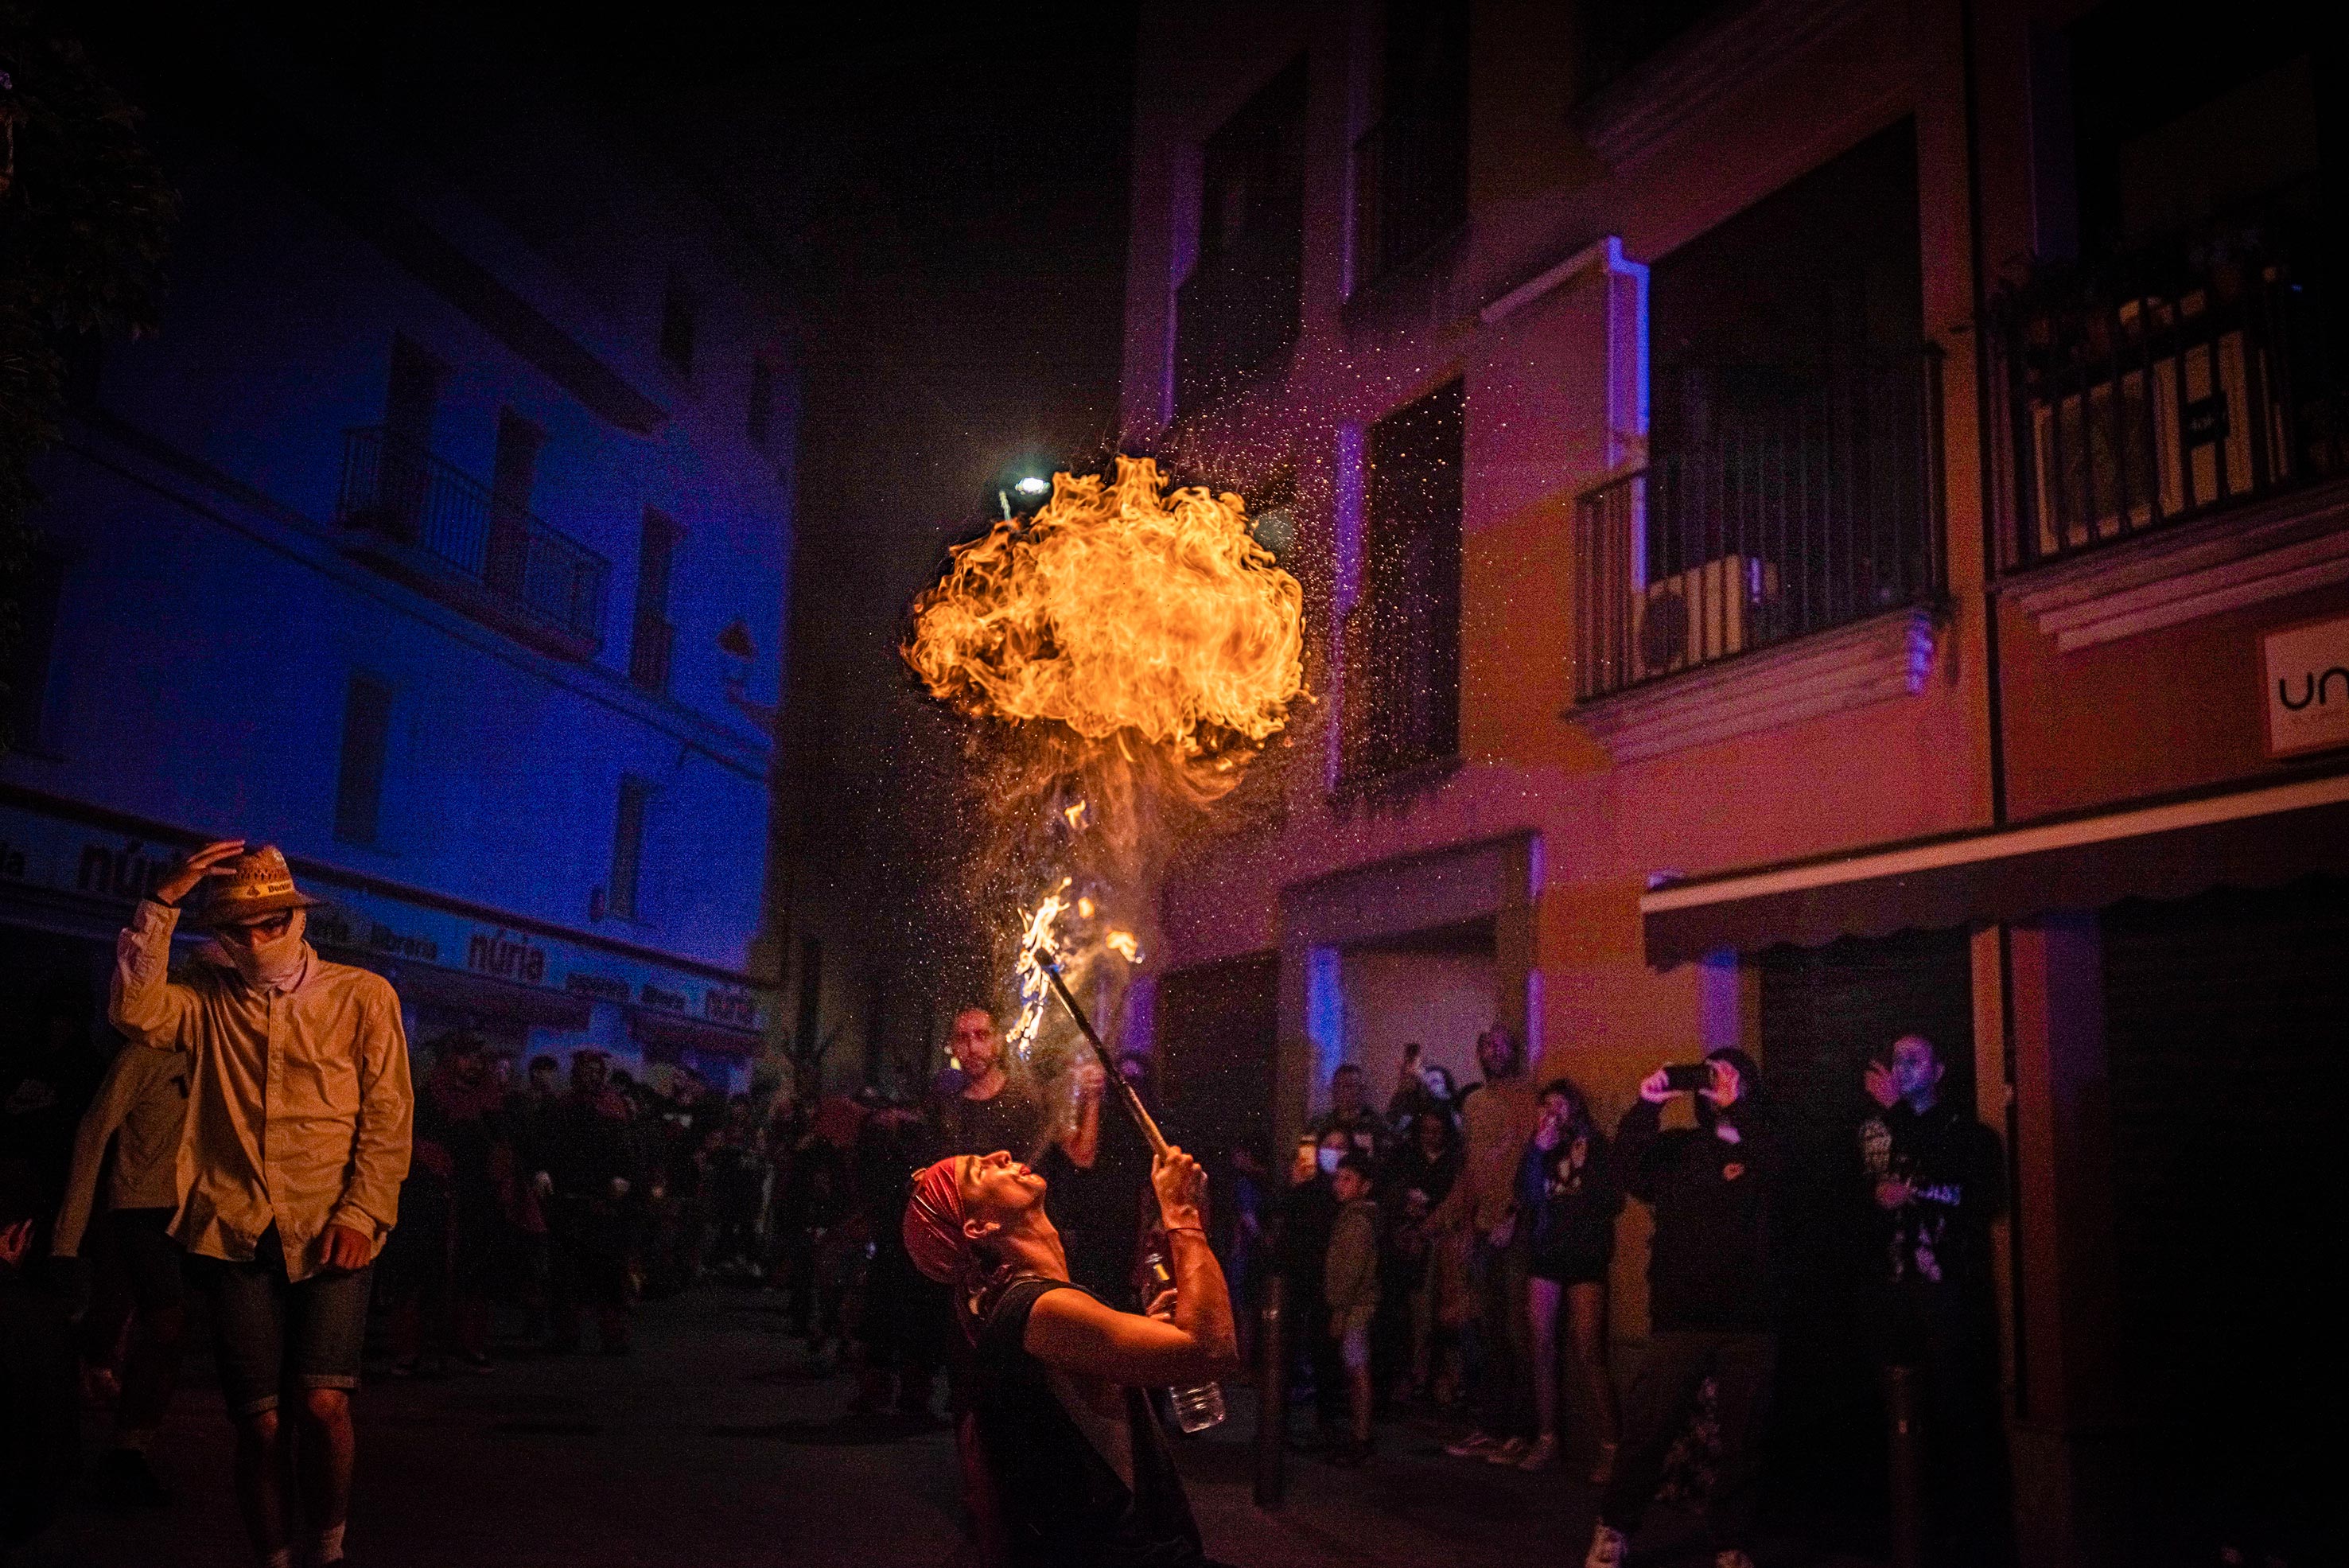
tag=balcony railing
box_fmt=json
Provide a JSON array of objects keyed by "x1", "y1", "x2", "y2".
[
  {"x1": 336, "y1": 427, "x2": 609, "y2": 655},
  {"x1": 1574, "y1": 350, "x2": 1945, "y2": 702},
  {"x1": 1351, "y1": 111, "x2": 1468, "y2": 290},
  {"x1": 1990, "y1": 188, "x2": 2346, "y2": 571},
  {"x1": 1173, "y1": 196, "x2": 1304, "y2": 418}
]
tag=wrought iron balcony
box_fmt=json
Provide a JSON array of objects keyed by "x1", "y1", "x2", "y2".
[
  {"x1": 1574, "y1": 350, "x2": 1946, "y2": 702},
  {"x1": 1989, "y1": 185, "x2": 2346, "y2": 571},
  {"x1": 336, "y1": 426, "x2": 609, "y2": 661}
]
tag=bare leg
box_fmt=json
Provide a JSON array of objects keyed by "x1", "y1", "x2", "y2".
[
  {"x1": 231, "y1": 1410, "x2": 290, "y2": 1558},
  {"x1": 294, "y1": 1389, "x2": 356, "y2": 1539},
  {"x1": 1565, "y1": 1281, "x2": 1618, "y2": 1448},
  {"x1": 1526, "y1": 1275, "x2": 1562, "y2": 1440}
]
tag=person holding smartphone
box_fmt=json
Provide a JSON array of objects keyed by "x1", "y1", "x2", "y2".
[
  {"x1": 1514, "y1": 1078, "x2": 1622, "y2": 1477},
  {"x1": 1585, "y1": 1048, "x2": 1778, "y2": 1568}
]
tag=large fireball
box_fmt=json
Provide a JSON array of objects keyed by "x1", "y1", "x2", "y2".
[{"x1": 904, "y1": 456, "x2": 1305, "y2": 787}]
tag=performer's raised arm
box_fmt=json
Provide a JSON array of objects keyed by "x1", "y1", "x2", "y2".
[{"x1": 1025, "y1": 1146, "x2": 1237, "y2": 1387}]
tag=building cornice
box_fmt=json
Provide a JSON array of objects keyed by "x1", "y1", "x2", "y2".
[
  {"x1": 1569, "y1": 605, "x2": 1939, "y2": 763},
  {"x1": 1573, "y1": 0, "x2": 1882, "y2": 172},
  {"x1": 1997, "y1": 483, "x2": 2349, "y2": 652}
]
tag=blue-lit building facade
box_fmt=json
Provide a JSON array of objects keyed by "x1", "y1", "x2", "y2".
[{"x1": 4, "y1": 50, "x2": 795, "y2": 1089}]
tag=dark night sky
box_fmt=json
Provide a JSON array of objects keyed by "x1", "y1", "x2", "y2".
[{"x1": 571, "y1": 4, "x2": 1146, "y2": 947}]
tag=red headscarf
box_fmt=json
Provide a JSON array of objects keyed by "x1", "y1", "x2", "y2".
[{"x1": 902, "y1": 1156, "x2": 970, "y2": 1284}]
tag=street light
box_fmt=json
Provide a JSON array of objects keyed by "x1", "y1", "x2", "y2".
[{"x1": 990, "y1": 454, "x2": 1056, "y2": 519}]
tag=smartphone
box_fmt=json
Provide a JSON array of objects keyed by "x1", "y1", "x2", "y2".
[{"x1": 1661, "y1": 1062, "x2": 1712, "y2": 1093}]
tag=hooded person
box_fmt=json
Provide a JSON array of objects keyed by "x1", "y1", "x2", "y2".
[
  {"x1": 902, "y1": 1144, "x2": 1239, "y2": 1568},
  {"x1": 1586, "y1": 1047, "x2": 1782, "y2": 1568}
]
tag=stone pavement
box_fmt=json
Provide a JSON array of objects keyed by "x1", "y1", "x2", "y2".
[{"x1": 37, "y1": 1290, "x2": 1868, "y2": 1568}]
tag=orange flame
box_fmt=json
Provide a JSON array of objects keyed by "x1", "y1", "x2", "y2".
[
  {"x1": 1008, "y1": 879, "x2": 1072, "y2": 1060},
  {"x1": 904, "y1": 457, "x2": 1305, "y2": 792}
]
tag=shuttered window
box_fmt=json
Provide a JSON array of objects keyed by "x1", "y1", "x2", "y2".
[
  {"x1": 2101, "y1": 875, "x2": 2346, "y2": 1533},
  {"x1": 333, "y1": 675, "x2": 395, "y2": 846},
  {"x1": 609, "y1": 777, "x2": 651, "y2": 920}
]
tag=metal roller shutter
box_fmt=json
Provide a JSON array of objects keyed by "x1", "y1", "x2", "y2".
[{"x1": 2102, "y1": 874, "x2": 2347, "y2": 1555}]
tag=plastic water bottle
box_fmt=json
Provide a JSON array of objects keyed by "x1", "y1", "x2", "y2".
[
  {"x1": 1169, "y1": 1379, "x2": 1227, "y2": 1434},
  {"x1": 1141, "y1": 1239, "x2": 1227, "y2": 1433}
]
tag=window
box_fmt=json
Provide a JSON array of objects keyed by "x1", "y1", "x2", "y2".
[
  {"x1": 609, "y1": 777, "x2": 651, "y2": 920},
  {"x1": 378, "y1": 336, "x2": 445, "y2": 543},
  {"x1": 748, "y1": 360, "x2": 776, "y2": 449},
  {"x1": 1984, "y1": 0, "x2": 2345, "y2": 570},
  {"x1": 1343, "y1": 379, "x2": 1464, "y2": 781},
  {"x1": 2, "y1": 550, "x2": 66, "y2": 754},
  {"x1": 333, "y1": 675, "x2": 395, "y2": 846},
  {"x1": 384, "y1": 334, "x2": 443, "y2": 452},
  {"x1": 1576, "y1": 122, "x2": 1939, "y2": 698},
  {"x1": 1174, "y1": 57, "x2": 1309, "y2": 416},
  {"x1": 629, "y1": 509, "x2": 682, "y2": 695},
  {"x1": 484, "y1": 408, "x2": 544, "y2": 599},
  {"x1": 1352, "y1": 0, "x2": 1471, "y2": 290},
  {"x1": 2063, "y1": 0, "x2": 2320, "y2": 262},
  {"x1": 659, "y1": 282, "x2": 698, "y2": 377}
]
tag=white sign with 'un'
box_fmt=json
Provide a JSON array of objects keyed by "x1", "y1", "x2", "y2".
[{"x1": 2263, "y1": 613, "x2": 2349, "y2": 758}]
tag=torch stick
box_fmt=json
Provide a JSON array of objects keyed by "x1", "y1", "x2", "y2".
[{"x1": 1042, "y1": 961, "x2": 1169, "y2": 1158}]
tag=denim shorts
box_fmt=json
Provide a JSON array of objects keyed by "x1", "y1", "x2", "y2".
[{"x1": 193, "y1": 1227, "x2": 374, "y2": 1417}]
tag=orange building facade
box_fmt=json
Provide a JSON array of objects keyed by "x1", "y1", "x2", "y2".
[{"x1": 1119, "y1": 2, "x2": 2345, "y2": 1561}]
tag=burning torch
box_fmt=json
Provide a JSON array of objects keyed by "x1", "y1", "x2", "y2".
[{"x1": 1040, "y1": 960, "x2": 1169, "y2": 1158}]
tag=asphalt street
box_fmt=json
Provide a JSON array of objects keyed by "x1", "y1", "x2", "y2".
[{"x1": 38, "y1": 1290, "x2": 1840, "y2": 1568}]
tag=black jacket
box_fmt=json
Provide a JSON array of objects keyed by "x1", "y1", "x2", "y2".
[
  {"x1": 1515, "y1": 1127, "x2": 1623, "y2": 1281},
  {"x1": 1859, "y1": 1099, "x2": 2005, "y2": 1291},
  {"x1": 1617, "y1": 1099, "x2": 1781, "y2": 1332}
]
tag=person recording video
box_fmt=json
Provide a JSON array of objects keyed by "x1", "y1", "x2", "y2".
[{"x1": 1585, "y1": 1048, "x2": 1780, "y2": 1568}]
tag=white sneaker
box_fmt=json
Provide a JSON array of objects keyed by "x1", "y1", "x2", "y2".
[
  {"x1": 1714, "y1": 1552, "x2": 1756, "y2": 1568},
  {"x1": 1585, "y1": 1523, "x2": 1629, "y2": 1568}
]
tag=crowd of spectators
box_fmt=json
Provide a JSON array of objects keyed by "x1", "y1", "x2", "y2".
[
  {"x1": 2, "y1": 863, "x2": 2010, "y2": 1568},
  {"x1": 1244, "y1": 1024, "x2": 2005, "y2": 1568}
]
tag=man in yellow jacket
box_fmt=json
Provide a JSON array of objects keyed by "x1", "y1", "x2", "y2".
[{"x1": 111, "y1": 840, "x2": 411, "y2": 1568}]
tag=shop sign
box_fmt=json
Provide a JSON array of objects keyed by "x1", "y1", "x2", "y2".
[
  {"x1": 0, "y1": 796, "x2": 768, "y2": 1034},
  {"x1": 704, "y1": 986, "x2": 757, "y2": 1028},
  {"x1": 2262, "y1": 613, "x2": 2349, "y2": 758}
]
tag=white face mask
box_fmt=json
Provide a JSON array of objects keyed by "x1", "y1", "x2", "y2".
[
  {"x1": 228, "y1": 909, "x2": 307, "y2": 990},
  {"x1": 1316, "y1": 1146, "x2": 1343, "y2": 1175}
]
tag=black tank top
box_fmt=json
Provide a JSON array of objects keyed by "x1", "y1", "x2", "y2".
[{"x1": 972, "y1": 1275, "x2": 1204, "y2": 1568}]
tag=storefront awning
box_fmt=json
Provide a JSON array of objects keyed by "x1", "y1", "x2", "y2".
[
  {"x1": 1641, "y1": 769, "x2": 2349, "y2": 968},
  {"x1": 628, "y1": 1006, "x2": 764, "y2": 1059},
  {"x1": 382, "y1": 960, "x2": 595, "y2": 1030}
]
